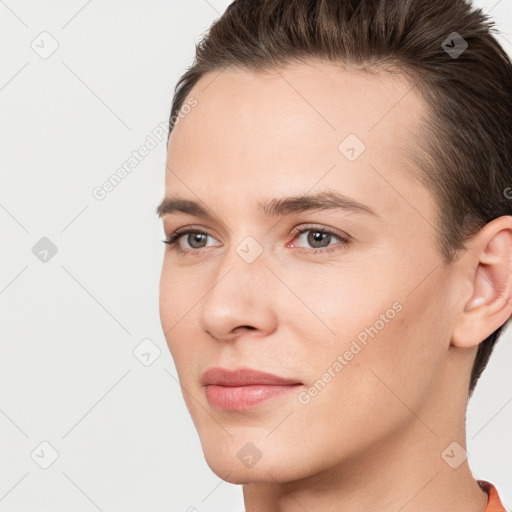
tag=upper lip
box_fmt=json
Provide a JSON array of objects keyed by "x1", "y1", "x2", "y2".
[{"x1": 201, "y1": 366, "x2": 302, "y2": 387}]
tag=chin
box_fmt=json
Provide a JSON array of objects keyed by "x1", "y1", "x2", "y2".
[
  {"x1": 205, "y1": 459, "x2": 292, "y2": 485},
  {"x1": 200, "y1": 440, "x2": 313, "y2": 485}
]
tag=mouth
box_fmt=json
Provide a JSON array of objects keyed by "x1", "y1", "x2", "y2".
[{"x1": 201, "y1": 366, "x2": 303, "y2": 411}]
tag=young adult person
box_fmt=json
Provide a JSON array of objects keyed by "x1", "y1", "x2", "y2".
[{"x1": 157, "y1": 1, "x2": 511, "y2": 510}]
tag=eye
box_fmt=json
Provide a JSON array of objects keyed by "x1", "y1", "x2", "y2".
[
  {"x1": 288, "y1": 225, "x2": 351, "y2": 254},
  {"x1": 163, "y1": 229, "x2": 221, "y2": 255}
]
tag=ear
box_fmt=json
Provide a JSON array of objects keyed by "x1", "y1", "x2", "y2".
[{"x1": 451, "y1": 216, "x2": 512, "y2": 349}]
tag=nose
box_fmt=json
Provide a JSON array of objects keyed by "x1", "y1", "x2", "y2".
[{"x1": 198, "y1": 243, "x2": 279, "y2": 342}]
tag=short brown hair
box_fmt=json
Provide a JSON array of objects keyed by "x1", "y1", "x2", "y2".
[{"x1": 166, "y1": 0, "x2": 512, "y2": 399}]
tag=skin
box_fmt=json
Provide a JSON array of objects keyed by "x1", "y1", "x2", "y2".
[{"x1": 157, "y1": 60, "x2": 512, "y2": 512}]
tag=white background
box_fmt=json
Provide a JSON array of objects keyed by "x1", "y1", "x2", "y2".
[{"x1": 1, "y1": 1, "x2": 511, "y2": 511}]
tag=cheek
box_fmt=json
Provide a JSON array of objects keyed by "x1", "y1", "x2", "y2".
[
  {"x1": 282, "y1": 284, "x2": 449, "y2": 468},
  {"x1": 287, "y1": 255, "x2": 450, "y2": 415},
  {"x1": 158, "y1": 257, "x2": 201, "y2": 336},
  {"x1": 158, "y1": 263, "x2": 197, "y2": 366},
  {"x1": 278, "y1": 256, "x2": 400, "y2": 353}
]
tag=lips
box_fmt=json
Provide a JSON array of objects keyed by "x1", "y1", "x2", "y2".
[
  {"x1": 201, "y1": 366, "x2": 302, "y2": 387},
  {"x1": 201, "y1": 367, "x2": 303, "y2": 411}
]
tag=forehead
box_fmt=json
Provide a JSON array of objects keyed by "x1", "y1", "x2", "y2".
[{"x1": 165, "y1": 60, "x2": 433, "y2": 226}]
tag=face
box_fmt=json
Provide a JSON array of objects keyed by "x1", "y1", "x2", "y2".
[{"x1": 158, "y1": 61, "x2": 461, "y2": 483}]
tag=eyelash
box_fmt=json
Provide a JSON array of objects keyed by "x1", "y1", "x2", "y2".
[{"x1": 162, "y1": 225, "x2": 351, "y2": 257}]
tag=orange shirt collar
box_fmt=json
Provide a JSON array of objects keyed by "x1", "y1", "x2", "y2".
[{"x1": 478, "y1": 480, "x2": 507, "y2": 512}]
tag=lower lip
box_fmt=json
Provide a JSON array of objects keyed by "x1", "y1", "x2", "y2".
[{"x1": 205, "y1": 384, "x2": 302, "y2": 411}]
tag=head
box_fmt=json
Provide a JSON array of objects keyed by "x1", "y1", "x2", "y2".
[{"x1": 157, "y1": 0, "x2": 512, "y2": 484}]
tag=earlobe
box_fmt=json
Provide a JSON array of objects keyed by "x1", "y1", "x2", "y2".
[{"x1": 452, "y1": 216, "x2": 512, "y2": 349}]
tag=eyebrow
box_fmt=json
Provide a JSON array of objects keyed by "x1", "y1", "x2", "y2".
[{"x1": 155, "y1": 189, "x2": 378, "y2": 219}]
